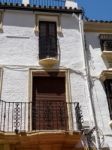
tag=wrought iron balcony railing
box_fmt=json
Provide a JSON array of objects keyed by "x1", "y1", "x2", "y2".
[
  {"x1": 0, "y1": 99, "x2": 83, "y2": 133},
  {"x1": 0, "y1": 0, "x2": 66, "y2": 6},
  {"x1": 0, "y1": 0, "x2": 22, "y2": 4},
  {"x1": 30, "y1": 0, "x2": 66, "y2": 7}
]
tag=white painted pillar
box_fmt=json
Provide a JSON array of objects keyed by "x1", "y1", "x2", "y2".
[{"x1": 65, "y1": 0, "x2": 78, "y2": 8}]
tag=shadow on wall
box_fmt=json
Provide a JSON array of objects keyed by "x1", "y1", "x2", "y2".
[
  {"x1": 85, "y1": 33, "x2": 109, "y2": 69},
  {"x1": 3, "y1": 12, "x2": 80, "y2": 30},
  {"x1": 101, "y1": 57, "x2": 110, "y2": 69},
  {"x1": 61, "y1": 14, "x2": 80, "y2": 30},
  {"x1": 3, "y1": 12, "x2": 34, "y2": 27},
  {"x1": 85, "y1": 33, "x2": 101, "y2": 61},
  {"x1": 100, "y1": 80, "x2": 105, "y2": 91}
]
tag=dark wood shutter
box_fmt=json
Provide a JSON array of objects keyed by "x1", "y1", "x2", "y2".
[
  {"x1": 104, "y1": 79, "x2": 112, "y2": 119},
  {"x1": 32, "y1": 72, "x2": 67, "y2": 130},
  {"x1": 39, "y1": 21, "x2": 57, "y2": 59}
]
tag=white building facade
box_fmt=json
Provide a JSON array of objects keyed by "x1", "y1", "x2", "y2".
[
  {"x1": 84, "y1": 20, "x2": 112, "y2": 149},
  {"x1": 0, "y1": 0, "x2": 91, "y2": 150},
  {"x1": 0, "y1": 0, "x2": 112, "y2": 150}
]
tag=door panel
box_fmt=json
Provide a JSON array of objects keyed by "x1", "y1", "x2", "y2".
[{"x1": 32, "y1": 74, "x2": 67, "y2": 130}]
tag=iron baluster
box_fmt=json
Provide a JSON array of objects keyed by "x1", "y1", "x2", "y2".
[
  {"x1": 75, "y1": 103, "x2": 83, "y2": 131},
  {"x1": 14, "y1": 103, "x2": 21, "y2": 134},
  {"x1": 3, "y1": 102, "x2": 6, "y2": 131},
  {"x1": 0, "y1": 100, "x2": 3, "y2": 131},
  {"x1": 24, "y1": 102, "x2": 26, "y2": 131},
  {"x1": 7, "y1": 102, "x2": 10, "y2": 131},
  {"x1": 20, "y1": 102, "x2": 22, "y2": 131},
  {"x1": 12, "y1": 102, "x2": 14, "y2": 132}
]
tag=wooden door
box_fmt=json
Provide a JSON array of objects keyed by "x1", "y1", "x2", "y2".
[{"x1": 32, "y1": 72, "x2": 67, "y2": 130}]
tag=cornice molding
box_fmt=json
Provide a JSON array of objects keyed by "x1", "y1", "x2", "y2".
[{"x1": 84, "y1": 22, "x2": 112, "y2": 33}]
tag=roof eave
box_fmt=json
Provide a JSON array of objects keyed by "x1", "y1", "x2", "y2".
[{"x1": 0, "y1": 3, "x2": 83, "y2": 14}]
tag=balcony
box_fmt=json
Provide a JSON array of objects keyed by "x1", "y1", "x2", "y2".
[
  {"x1": 0, "y1": 100, "x2": 83, "y2": 133},
  {"x1": 39, "y1": 36, "x2": 59, "y2": 68},
  {"x1": 29, "y1": 0, "x2": 66, "y2": 7},
  {"x1": 0, "y1": 100, "x2": 86, "y2": 150}
]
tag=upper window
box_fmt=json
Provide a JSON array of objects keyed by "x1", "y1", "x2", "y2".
[
  {"x1": 99, "y1": 34, "x2": 112, "y2": 51},
  {"x1": 35, "y1": 14, "x2": 62, "y2": 33},
  {"x1": 104, "y1": 79, "x2": 112, "y2": 120},
  {"x1": 39, "y1": 21, "x2": 57, "y2": 59}
]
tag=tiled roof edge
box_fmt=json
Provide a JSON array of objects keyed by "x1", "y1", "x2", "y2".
[
  {"x1": 0, "y1": 2, "x2": 83, "y2": 14},
  {"x1": 85, "y1": 17, "x2": 112, "y2": 23}
]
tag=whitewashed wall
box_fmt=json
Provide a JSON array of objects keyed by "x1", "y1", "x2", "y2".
[
  {"x1": 85, "y1": 32, "x2": 112, "y2": 148},
  {"x1": 0, "y1": 10, "x2": 91, "y2": 131}
]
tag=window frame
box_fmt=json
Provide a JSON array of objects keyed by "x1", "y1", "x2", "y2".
[
  {"x1": 34, "y1": 14, "x2": 62, "y2": 33},
  {"x1": 99, "y1": 34, "x2": 112, "y2": 51},
  {"x1": 28, "y1": 69, "x2": 72, "y2": 131}
]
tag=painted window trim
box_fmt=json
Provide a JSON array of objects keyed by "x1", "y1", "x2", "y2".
[{"x1": 34, "y1": 14, "x2": 62, "y2": 33}]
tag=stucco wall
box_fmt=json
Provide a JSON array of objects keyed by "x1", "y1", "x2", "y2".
[
  {"x1": 1, "y1": 11, "x2": 38, "y2": 66},
  {"x1": 85, "y1": 32, "x2": 112, "y2": 148}
]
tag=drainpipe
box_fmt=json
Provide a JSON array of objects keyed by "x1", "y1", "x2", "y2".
[{"x1": 78, "y1": 14, "x2": 102, "y2": 150}]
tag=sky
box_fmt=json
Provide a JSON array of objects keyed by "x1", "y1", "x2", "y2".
[{"x1": 76, "y1": 0, "x2": 112, "y2": 21}]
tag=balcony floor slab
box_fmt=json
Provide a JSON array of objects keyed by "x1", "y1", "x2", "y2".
[{"x1": 0, "y1": 131, "x2": 87, "y2": 150}]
